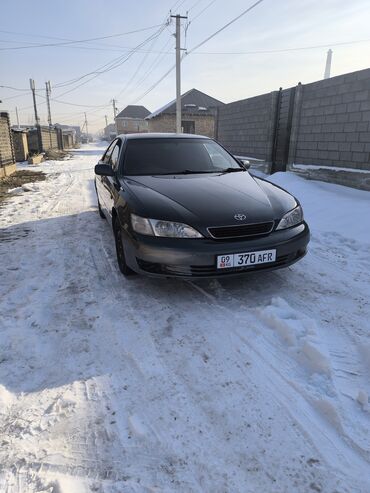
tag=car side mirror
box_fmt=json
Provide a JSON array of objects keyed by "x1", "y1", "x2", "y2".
[
  {"x1": 95, "y1": 163, "x2": 114, "y2": 176},
  {"x1": 235, "y1": 157, "x2": 250, "y2": 170},
  {"x1": 240, "y1": 159, "x2": 250, "y2": 170}
]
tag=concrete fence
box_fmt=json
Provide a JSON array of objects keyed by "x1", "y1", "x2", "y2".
[
  {"x1": 216, "y1": 68, "x2": 370, "y2": 188},
  {"x1": 0, "y1": 112, "x2": 16, "y2": 177},
  {"x1": 27, "y1": 126, "x2": 61, "y2": 154}
]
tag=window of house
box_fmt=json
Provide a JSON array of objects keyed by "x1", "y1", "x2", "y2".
[{"x1": 182, "y1": 121, "x2": 195, "y2": 134}]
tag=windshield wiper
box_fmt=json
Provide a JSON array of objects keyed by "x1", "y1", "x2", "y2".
[
  {"x1": 157, "y1": 169, "x2": 217, "y2": 175},
  {"x1": 219, "y1": 167, "x2": 245, "y2": 173}
]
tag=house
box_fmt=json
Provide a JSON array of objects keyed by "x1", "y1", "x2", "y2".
[
  {"x1": 146, "y1": 88, "x2": 224, "y2": 137},
  {"x1": 55, "y1": 124, "x2": 81, "y2": 145},
  {"x1": 104, "y1": 123, "x2": 117, "y2": 141},
  {"x1": 115, "y1": 105, "x2": 151, "y2": 134}
]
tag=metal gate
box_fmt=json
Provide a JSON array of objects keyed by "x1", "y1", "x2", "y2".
[{"x1": 271, "y1": 87, "x2": 296, "y2": 173}]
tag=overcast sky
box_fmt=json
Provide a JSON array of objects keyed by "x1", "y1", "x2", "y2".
[{"x1": 1, "y1": 0, "x2": 369, "y2": 132}]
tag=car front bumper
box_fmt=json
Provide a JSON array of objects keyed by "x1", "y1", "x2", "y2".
[{"x1": 122, "y1": 222, "x2": 310, "y2": 278}]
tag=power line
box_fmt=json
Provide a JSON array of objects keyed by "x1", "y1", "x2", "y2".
[
  {"x1": 191, "y1": 37, "x2": 370, "y2": 54},
  {"x1": 115, "y1": 30, "x2": 173, "y2": 99},
  {"x1": 130, "y1": 57, "x2": 182, "y2": 105},
  {"x1": 53, "y1": 25, "x2": 167, "y2": 94},
  {"x1": 186, "y1": 0, "x2": 264, "y2": 54},
  {"x1": 0, "y1": 84, "x2": 34, "y2": 92},
  {"x1": 186, "y1": 0, "x2": 205, "y2": 12},
  {"x1": 36, "y1": 93, "x2": 110, "y2": 108},
  {"x1": 114, "y1": 28, "x2": 168, "y2": 99},
  {"x1": 2, "y1": 25, "x2": 168, "y2": 114},
  {"x1": 0, "y1": 24, "x2": 166, "y2": 51},
  {"x1": 0, "y1": 27, "x2": 176, "y2": 54},
  {"x1": 130, "y1": 0, "x2": 265, "y2": 104},
  {"x1": 189, "y1": 0, "x2": 218, "y2": 23}
]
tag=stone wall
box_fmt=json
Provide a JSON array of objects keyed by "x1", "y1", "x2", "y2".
[
  {"x1": 28, "y1": 126, "x2": 60, "y2": 153},
  {"x1": 289, "y1": 68, "x2": 370, "y2": 171},
  {"x1": 216, "y1": 93, "x2": 277, "y2": 161},
  {"x1": 12, "y1": 130, "x2": 29, "y2": 162},
  {"x1": 216, "y1": 68, "x2": 370, "y2": 175},
  {"x1": 148, "y1": 114, "x2": 216, "y2": 138},
  {"x1": 116, "y1": 118, "x2": 148, "y2": 134},
  {"x1": 0, "y1": 112, "x2": 15, "y2": 169}
]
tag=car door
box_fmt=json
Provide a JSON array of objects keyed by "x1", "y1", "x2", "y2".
[
  {"x1": 101, "y1": 139, "x2": 122, "y2": 220},
  {"x1": 96, "y1": 140, "x2": 116, "y2": 212}
]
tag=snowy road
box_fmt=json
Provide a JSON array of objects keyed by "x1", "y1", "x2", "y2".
[{"x1": 0, "y1": 143, "x2": 369, "y2": 493}]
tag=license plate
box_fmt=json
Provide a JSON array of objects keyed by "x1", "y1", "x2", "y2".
[{"x1": 217, "y1": 249, "x2": 276, "y2": 269}]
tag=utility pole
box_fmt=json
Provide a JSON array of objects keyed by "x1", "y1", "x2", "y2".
[
  {"x1": 324, "y1": 49, "x2": 333, "y2": 79},
  {"x1": 104, "y1": 115, "x2": 108, "y2": 139},
  {"x1": 30, "y1": 78, "x2": 42, "y2": 152},
  {"x1": 112, "y1": 99, "x2": 118, "y2": 118},
  {"x1": 45, "y1": 81, "x2": 52, "y2": 127},
  {"x1": 45, "y1": 81, "x2": 53, "y2": 149},
  {"x1": 29, "y1": 78, "x2": 40, "y2": 126},
  {"x1": 171, "y1": 13, "x2": 187, "y2": 133},
  {"x1": 84, "y1": 112, "x2": 89, "y2": 143},
  {"x1": 112, "y1": 99, "x2": 118, "y2": 134},
  {"x1": 15, "y1": 106, "x2": 20, "y2": 129}
]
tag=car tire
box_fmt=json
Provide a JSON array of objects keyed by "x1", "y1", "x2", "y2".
[{"x1": 113, "y1": 217, "x2": 136, "y2": 276}]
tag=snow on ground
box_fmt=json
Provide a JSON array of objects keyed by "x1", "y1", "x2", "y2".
[{"x1": 0, "y1": 143, "x2": 369, "y2": 493}]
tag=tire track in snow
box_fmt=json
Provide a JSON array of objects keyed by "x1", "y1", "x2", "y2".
[{"x1": 184, "y1": 279, "x2": 370, "y2": 491}]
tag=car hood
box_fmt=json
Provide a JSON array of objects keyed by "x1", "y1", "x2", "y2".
[{"x1": 123, "y1": 172, "x2": 297, "y2": 229}]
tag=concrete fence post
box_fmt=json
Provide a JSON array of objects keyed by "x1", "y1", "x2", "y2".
[
  {"x1": 287, "y1": 82, "x2": 303, "y2": 169},
  {"x1": 265, "y1": 91, "x2": 280, "y2": 173},
  {"x1": 215, "y1": 106, "x2": 220, "y2": 141}
]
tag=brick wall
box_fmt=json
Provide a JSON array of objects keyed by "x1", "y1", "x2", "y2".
[
  {"x1": 291, "y1": 68, "x2": 370, "y2": 171},
  {"x1": 0, "y1": 112, "x2": 15, "y2": 167},
  {"x1": 28, "y1": 126, "x2": 59, "y2": 153},
  {"x1": 216, "y1": 68, "x2": 370, "y2": 173},
  {"x1": 148, "y1": 114, "x2": 216, "y2": 138},
  {"x1": 116, "y1": 118, "x2": 149, "y2": 134},
  {"x1": 216, "y1": 93, "x2": 277, "y2": 160}
]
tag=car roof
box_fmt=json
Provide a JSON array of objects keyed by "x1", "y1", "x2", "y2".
[{"x1": 118, "y1": 132, "x2": 211, "y2": 140}]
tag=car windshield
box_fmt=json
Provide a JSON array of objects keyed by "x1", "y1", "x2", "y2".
[{"x1": 122, "y1": 138, "x2": 242, "y2": 175}]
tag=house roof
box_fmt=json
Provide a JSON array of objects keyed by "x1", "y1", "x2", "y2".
[
  {"x1": 146, "y1": 88, "x2": 224, "y2": 120},
  {"x1": 116, "y1": 105, "x2": 151, "y2": 119}
]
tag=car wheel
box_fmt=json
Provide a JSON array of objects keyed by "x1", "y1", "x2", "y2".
[
  {"x1": 97, "y1": 198, "x2": 106, "y2": 219},
  {"x1": 113, "y1": 217, "x2": 136, "y2": 276}
]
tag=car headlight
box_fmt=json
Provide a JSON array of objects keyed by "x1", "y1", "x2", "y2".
[
  {"x1": 131, "y1": 214, "x2": 203, "y2": 238},
  {"x1": 276, "y1": 205, "x2": 303, "y2": 230}
]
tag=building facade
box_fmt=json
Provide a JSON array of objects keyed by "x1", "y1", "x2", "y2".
[
  {"x1": 146, "y1": 88, "x2": 224, "y2": 138},
  {"x1": 115, "y1": 105, "x2": 151, "y2": 134}
]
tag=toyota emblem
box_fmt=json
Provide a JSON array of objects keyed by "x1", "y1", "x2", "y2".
[{"x1": 234, "y1": 213, "x2": 246, "y2": 221}]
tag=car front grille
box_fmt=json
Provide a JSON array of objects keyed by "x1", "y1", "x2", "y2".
[{"x1": 207, "y1": 221, "x2": 274, "y2": 240}]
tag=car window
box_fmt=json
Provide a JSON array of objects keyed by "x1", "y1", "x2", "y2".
[
  {"x1": 203, "y1": 141, "x2": 236, "y2": 168},
  {"x1": 109, "y1": 142, "x2": 121, "y2": 172},
  {"x1": 102, "y1": 140, "x2": 116, "y2": 164},
  {"x1": 122, "y1": 138, "x2": 240, "y2": 176}
]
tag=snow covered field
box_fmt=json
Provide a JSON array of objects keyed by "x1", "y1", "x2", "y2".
[{"x1": 0, "y1": 143, "x2": 369, "y2": 493}]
